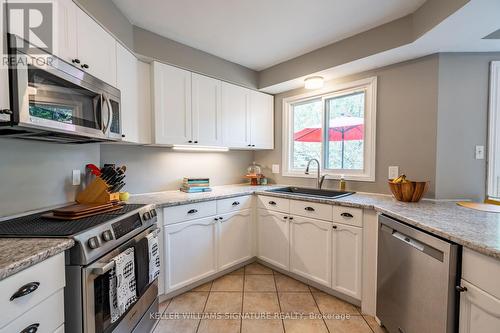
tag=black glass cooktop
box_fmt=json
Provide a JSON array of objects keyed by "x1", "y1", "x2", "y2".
[{"x1": 0, "y1": 204, "x2": 146, "y2": 237}]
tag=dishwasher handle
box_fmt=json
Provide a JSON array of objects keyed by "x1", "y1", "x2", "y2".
[{"x1": 392, "y1": 231, "x2": 425, "y2": 252}]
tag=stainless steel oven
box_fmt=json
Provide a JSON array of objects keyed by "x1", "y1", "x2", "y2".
[
  {"x1": 0, "y1": 34, "x2": 122, "y2": 143},
  {"x1": 78, "y1": 226, "x2": 159, "y2": 333}
]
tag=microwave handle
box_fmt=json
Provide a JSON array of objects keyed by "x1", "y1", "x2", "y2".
[{"x1": 102, "y1": 94, "x2": 112, "y2": 134}]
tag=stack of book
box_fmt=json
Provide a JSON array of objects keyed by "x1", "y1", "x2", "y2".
[{"x1": 181, "y1": 178, "x2": 212, "y2": 193}]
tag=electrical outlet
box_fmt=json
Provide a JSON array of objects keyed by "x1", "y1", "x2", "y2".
[
  {"x1": 388, "y1": 166, "x2": 399, "y2": 180},
  {"x1": 475, "y1": 145, "x2": 485, "y2": 160},
  {"x1": 72, "y1": 169, "x2": 81, "y2": 186},
  {"x1": 272, "y1": 164, "x2": 280, "y2": 174}
]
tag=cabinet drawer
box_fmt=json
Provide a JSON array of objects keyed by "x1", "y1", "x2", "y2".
[
  {"x1": 290, "y1": 200, "x2": 333, "y2": 221},
  {"x1": 163, "y1": 200, "x2": 217, "y2": 225},
  {"x1": 0, "y1": 289, "x2": 64, "y2": 333},
  {"x1": 257, "y1": 195, "x2": 289, "y2": 213},
  {"x1": 332, "y1": 206, "x2": 362, "y2": 227},
  {"x1": 217, "y1": 195, "x2": 253, "y2": 214},
  {"x1": 0, "y1": 253, "x2": 65, "y2": 328},
  {"x1": 462, "y1": 248, "x2": 500, "y2": 300}
]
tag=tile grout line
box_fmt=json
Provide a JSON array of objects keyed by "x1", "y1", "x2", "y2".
[
  {"x1": 273, "y1": 269, "x2": 287, "y2": 333},
  {"x1": 310, "y1": 287, "x2": 331, "y2": 333},
  {"x1": 239, "y1": 267, "x2": 245, "y2": 333},
  {"x1": 361, "y1": 314, "x2": 376, "y2": 333},
  {"x1": 195, "y1": 282, "x2": 212, "y2": 333}
]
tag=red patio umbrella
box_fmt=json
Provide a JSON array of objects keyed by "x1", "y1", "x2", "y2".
[{"x1": 294, "y1": 116, "x2": 364, "y2": 168}]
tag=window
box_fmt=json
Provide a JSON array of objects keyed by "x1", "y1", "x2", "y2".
[{"x1": 282, "y1": 77, "x2": 377, "y2": 181}]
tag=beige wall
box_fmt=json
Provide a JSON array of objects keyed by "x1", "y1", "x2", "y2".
[
  {"x1": 255, "y1": 55, "x2": 440, "y2": 197},
  {"x1": 100, "y1": 145, "x2": 254, "y2": 194},
  {"x1": 435, "y1": 53, "x2": 500, "y2": 201}
]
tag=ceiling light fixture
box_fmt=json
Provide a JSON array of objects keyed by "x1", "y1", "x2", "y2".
[
  {"x1": 304, "y1": 76, "x2": 324, "y2": 90},
  {"x1": 172, "y1": 145, "x2": 229, "y2": 152}
]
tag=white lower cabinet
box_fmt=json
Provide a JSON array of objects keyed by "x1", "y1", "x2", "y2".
[
  {"x1": 164, "y1": 217, "x2": 217, "y2": 292},
  {"x1": 332, "y1": 223, "x2": 362, "y2": 300},
  {"x1": 290, "y1": 216, "x2": 332, "y2": 287},
  {"x1": 459, "y1": 280, "x2": 500, "y2": 333},
  {"x1": 257, "y1": 209, "x2": 289, "y2": 270},
  {"x1": 218, "y1": 209, "x2": 252, "y2": 271}
]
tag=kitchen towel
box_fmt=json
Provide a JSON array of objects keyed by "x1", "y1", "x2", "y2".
[
  {"x1": 146, "y1": 230, "x2": 160, "y2": 283},
  {"x1": 134, "y1": 237, "x2": 150, "y2": 297},
  {"x1": 109, "y1": 247, "x2": 138, "y2": 323}
]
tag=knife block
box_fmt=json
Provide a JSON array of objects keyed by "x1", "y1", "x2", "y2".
[{"x1": 76, "y1": 178, "x2": 120, "y2": 204}]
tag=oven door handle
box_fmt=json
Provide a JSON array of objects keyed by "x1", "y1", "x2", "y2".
[{"x1": 91, "y1": 261, "x2": 115, "y2": 276}]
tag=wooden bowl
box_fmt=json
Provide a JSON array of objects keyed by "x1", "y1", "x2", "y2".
[{"x1": 388, "y1": 181, "x2": 428, "y2": 202}]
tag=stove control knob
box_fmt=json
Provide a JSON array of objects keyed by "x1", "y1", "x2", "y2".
[
  {"x1": 151, "y1": 209, "x2": 157, "y2": 217},
  {"x1": 101, "y1": 230, "x2": 113, "y2": 242},
  {"x1": 87, "y1": 236, "x2": 100, "y2": 249},
  {"x1": 143, "y1": 212, "x2": 151, "y2": 220}
]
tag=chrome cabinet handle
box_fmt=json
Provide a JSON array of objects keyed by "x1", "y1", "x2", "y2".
[
  {"x1": 456, "y1": 286, "x2": 468, "y2": 292},
  {"x1": 268, "y1": 201, "x2": 277, "y2": 205},
  {"x1": 10, "y1": 282, "x2": 40, "y2": 301},
  {"x1": 232, "y1": 201, "x2": 240, "y2": 206},
  {"x1": 187, "y1": 209, "x2": 198, "y2": 214},
  {"x1": 340, "y1": 212, "x2": 353, "y2": 218},
  {"x1": 304, "y1": 207, "x2": 315, "y2": 212},
  {"x1": 20, "y1": 323, "x2": 40, "y2": 333}
]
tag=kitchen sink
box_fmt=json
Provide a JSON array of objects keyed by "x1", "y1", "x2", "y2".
[{"x1": 266, "y1": 187, "x2": 355, "y2": 199}]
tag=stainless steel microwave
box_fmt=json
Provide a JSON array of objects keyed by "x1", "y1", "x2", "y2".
[{"x1": 0, "y1": 34, "x2": 122, "y2": 143}]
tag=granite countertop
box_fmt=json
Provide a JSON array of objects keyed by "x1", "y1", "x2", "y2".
[
  {"x1": 129, "y1": 184, "x2": 500, "y2": 260},
  {"x1": 0, "y1": 238, "x2": 74, "y2": 281}
]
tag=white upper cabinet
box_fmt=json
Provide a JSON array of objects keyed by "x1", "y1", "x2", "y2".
[
  {"x1": 52, "y1": 0, "x2": 117, "y2": 86},
  {"x1": 250, "y1": 91, "x2": 274, "y2": 149},
  {"x1": 116, "y1": 43, "x2": 152, "y2": 144},
  {"x1": 54, "y1": 0, "x2": 78, "y2": 64},
  {"x1": 152, "y1": 62, "x2": 192, "y2": 145},
  {"x1": 192, "y1": 73, "x2": 222, "y2": 145},
  {"x1": 76, "y1": 9, "x2": 117, "y2": 86},
  {"x1": 0, "y1": 0, "x2": 9, "y2": 111},
  {"x1": 221, "y1": 82, "x2": 251, "y2": 148}
]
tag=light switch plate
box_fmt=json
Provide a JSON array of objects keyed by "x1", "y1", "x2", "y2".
[
  {"x1": 72, "y1": 169, "x2": 81, "y2": 186},
  {"x1": 272, "y1": 164, "x2": 280, "y2": 174},
  {"x1": 475, "y1": 145, "x2": 485, "y2": 160},
  {"x1": 388, "y1": 166, "x2": 399, "y2": 180}
]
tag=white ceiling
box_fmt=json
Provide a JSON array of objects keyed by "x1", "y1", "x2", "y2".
[
  {"x1": 261, "y1": 0, "x2": 500, "y2": 93},
  {"x1": 112, "y1": 0, "x2": 426, "y2": 70}
]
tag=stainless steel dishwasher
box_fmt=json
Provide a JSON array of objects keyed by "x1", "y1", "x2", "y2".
[{"x1": 377, "y1": 214, "x2": 459, "y2": 333}]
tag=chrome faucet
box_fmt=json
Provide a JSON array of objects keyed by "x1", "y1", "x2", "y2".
[{"x1": 305, "y1": 158, "x2": 326, "y2": 189}]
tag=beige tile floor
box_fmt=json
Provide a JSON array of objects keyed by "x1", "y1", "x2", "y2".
[{"x1": 153, "y1": 262, "x2": 387, "y2": 333}]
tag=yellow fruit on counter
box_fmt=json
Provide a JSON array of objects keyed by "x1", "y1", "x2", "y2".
[
  {"x1": 392, "y1": 174, "x2": 407, "y2": 184},
  {"x1": 119, "y1": 192, "x2": 130, "y2": 201}
]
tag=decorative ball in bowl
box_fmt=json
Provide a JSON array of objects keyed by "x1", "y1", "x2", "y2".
[{"x1": 388, "y1": 175, "x2": 428, "y2": 202}]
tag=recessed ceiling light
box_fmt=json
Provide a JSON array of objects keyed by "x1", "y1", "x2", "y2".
[{"x1": 304, "y1": 76, "x2": 324, "y2": 90}]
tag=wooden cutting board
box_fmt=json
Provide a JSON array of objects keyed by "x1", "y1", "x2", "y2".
[
  {"x1": 52, "y1": 203, "x2": 114, "y2": 216},
  {"x1": 457, "y1": 202, "x2": 500, "y2": 213},
  {"x1": 42, "y1": 204, "x2": 124, "y2": 220}
]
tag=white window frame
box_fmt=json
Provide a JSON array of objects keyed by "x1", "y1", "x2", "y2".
[
  {"x1": 282, "y1": 77, "x2": 377, "y2": 181},
  {"x1": 488, "y1": 62, "x2": 500, "y2": 199}
]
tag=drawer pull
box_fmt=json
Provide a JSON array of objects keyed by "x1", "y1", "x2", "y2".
[
  {"x1": 20, "y1": 323, "x2": 39, "y2": 333},
  {"x1": 456, "y1": 285, "x2": 468, "y2": 292},
  {"x1": 304, "y1": 206, "x2": 315, "y2": 212},
  {"x1": 187, "y1": 209, "x2": 198, "y2": 214},
  {"x1": 268, "y1": 201, "x2": 277, "y2": 205},
  {"x1": 10, "y1": 282, "x2": 40, "y2": 301},
  {"x1": 340, "y1": 212, "x2": 354, "y2": 218},
  {"x1": 232, "y1": 201, "x2": 240, "y2": 206},
  {"x1": 332, "y1": 225, "x2": 338, "y2": 229}
]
